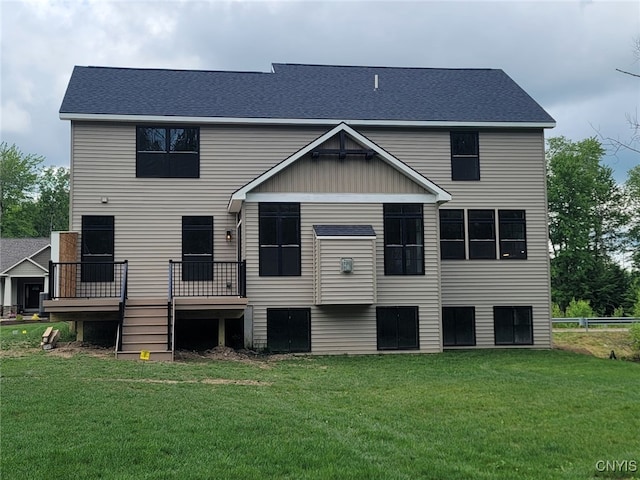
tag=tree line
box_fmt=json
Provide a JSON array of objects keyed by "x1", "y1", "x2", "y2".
[
  {"x1": 0, "y1": 142, "x2": 69, "y2": 238},
  {"x1": 1, "y1": 138, "x2": 639, "y2": 315},
  {"x1": 547, "y1": 137, "x2": 640, "y2": 317}
]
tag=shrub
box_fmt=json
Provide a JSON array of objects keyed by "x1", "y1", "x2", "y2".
[
  {"x1": 633, "y1": 290, "x2": 640, "y2": 318},
  {"x1": 612, "y1": 306, "x2": 625, "y2": 317},
  {"x1": 630, "y1": 323, "x2": 640, "y2": 352},
  {"x1": 565, "y1": 298, "x2": 594, "y2": 318},
  {"x1": 551, "y1": 302, "x2": 564, "y2": 318}
]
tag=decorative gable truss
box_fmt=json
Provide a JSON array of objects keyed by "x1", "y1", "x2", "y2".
[{"x1": 227, "y1": 123, "x2": 451, "y2": 213}]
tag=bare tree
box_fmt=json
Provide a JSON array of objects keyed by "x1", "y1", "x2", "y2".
[{"x1": 604, "y1": 38, "x2": 640, "y2": 154}]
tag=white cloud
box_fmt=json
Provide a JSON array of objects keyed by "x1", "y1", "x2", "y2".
[
  {"x1": 1, "y1": 100, "x2": 31, "y2": 133},
  {"x1": 0, "y1": 0, "x2": 638, "y2": 181}
]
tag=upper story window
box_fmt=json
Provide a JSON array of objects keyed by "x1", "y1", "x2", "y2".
[
  {"x1": 439, "y1": 209, "x2": 465, "y2": 260},
  {"x1": 468, "y1": 210, "x2": 496, "y2": 259},
  {"x1": 451, "y1": 132, "x2": 479, "y2": 181},
  {"x1": 441, "y1": 209, "x2": 528, "y2": 261},
  {"x1": 136, "y1": 126, "x2": 199, "y2": 178},
  {"x1": 383, "y1": 204, "x2": 424, "y2": 275},
  {"x1": 499, "y1": 210, "x2": 527, "y2": 259},
  {"x1": 259, "y1": 203, "x2": 301, "y2": 276}
]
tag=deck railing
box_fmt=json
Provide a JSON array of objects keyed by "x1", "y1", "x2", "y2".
[
  {"x1": 116, "y1": 261, "x2": 129, "y2": 352},
  {"x1": 48, "y1": 261, "x2": 129, "y2": 299},
  {"x1": 169, "y1": 260, "x2": 246, "y2": 298}
]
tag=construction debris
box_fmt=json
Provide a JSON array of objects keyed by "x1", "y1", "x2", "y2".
[{"x1": 41, "y1": 327, "x2": 60, "y2": 351}]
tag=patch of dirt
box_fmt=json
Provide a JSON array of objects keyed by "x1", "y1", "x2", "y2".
[
  {"x1": 552, "y1": 344, "x2": 595, "y2": 356},
  {"x1": 0, "y1": 341, "x2": 114, "y2": 359},
  {"x1": 45, "y1": 341, "x2": 114, "y2": 359},
  {"x1": 101, "y1": 377, "x2": 271, "y2": 386},
  {"x1": 174, "y1": 346, "x2": 293, "y2": 368},
  {"x1": 0, "y1": 346, "x2": 32, "y2": 358}
]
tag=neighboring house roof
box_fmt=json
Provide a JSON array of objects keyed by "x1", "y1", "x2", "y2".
[
  {"x1": 313, "y1": 225, "x2": 376, "y2": 237},
  {"x1": 0, "y1": 238, "x2": 50, "y2": 275},
  {"x1": 60, "y1": 63, "x2": 555, "y2": 127},
  {"x1": 228, "y1": 123, "x2": 452, "y2": 212}
]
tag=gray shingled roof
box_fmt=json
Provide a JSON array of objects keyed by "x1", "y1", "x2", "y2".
[
  {"x1": 0, "y1": 238, "x2": 50, "y2": 273},
  {"x1": 60, "y1": 63, "x2": 554, "y2": 124},
  {"x1": 313, "y1": 225, "x2": 376, "y2": 237}
]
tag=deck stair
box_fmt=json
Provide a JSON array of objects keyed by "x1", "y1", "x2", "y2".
[{"x1": 116, "y1": 298, "x2": 173, "y2": 361}]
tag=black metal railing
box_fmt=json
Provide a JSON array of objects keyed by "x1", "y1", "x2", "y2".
[
  {"x1": 116, "y1": 261, "x2": 129, "y2": 351},
  {"x1": 169, "y1": 260, "x2": 246, "y2": 297},
  {"x1": 48, "y1": 260, "x2": 129, "y2": 299}
]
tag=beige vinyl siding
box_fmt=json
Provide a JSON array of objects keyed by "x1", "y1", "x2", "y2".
[
  {"x1": 314, "y1": 237, "x2": 376, "y2": 305},
  {"x1": 70, "y1": 123, "x2": 324, "y2": 297},
  {"x1": 360, "y1": 128, "x2": 551, "y2": 348},
  {"x1": 254, "y1": 154, "x2": 428, "y2": 194},
  {"x1": 245, "y1": 202, "x2": 442, "y2": 354},
  {"x1": 317, "y1": 132, "x2": 363, "y2": 150},
  {"x1": 70, "y1": 121, "x2": 550, "y2": 351}
]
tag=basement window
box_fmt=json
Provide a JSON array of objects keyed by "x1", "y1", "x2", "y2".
[
  {"x1": 376, "y1": 306, "x2": 419, "y2": 350},
  {"x1": 443, "y1": 307, "x2": 476, "y2": 346},
  {"x1": 494, "y1": 306, "x2": 533, "y2": 345},
  {"x1": 267, "y1": 308, "x2": 311, "y2": 353}
]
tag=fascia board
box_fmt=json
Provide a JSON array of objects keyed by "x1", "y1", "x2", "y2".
[{"x1": 60, "y1": 113, "x2": 555, "y2": 129}]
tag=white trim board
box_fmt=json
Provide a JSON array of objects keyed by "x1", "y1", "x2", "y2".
[
  {"x1": 244, "y1": 193, "x2": 439, "y2": 204},
  {"x1": 60, "y1": 113, "x2": 556, "y2": 129},
  {"x1": 312, "y1": 236, "x2": 377, "y2": 240}
]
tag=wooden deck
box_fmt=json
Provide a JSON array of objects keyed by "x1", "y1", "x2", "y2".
[
  {"x1": 173, "y1": 297, "x2": 248, "y2": 318},
  {"x1": 43, "y1": 295, "x2": 248, "y2": 361},
  {"x1": 43, "y1": 296, "x2": 248, "y2": 318},
  {"x1": 43, "y1": 297, "x2": 121, "y2": 313}
]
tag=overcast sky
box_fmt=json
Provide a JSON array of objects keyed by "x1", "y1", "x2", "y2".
[{"x1": 1, "y1": 0, "x2": 638, "y2": 182}]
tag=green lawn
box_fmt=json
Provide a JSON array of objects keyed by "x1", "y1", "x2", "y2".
[{"x1": 1, "y1": 323, "x2": 639, "y2": 480}]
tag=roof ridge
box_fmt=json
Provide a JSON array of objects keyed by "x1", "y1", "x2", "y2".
[
  {"x1": 76, "y1": 64, "x2": 499, "y2": 74},
  {"x1": 272, "y1": 63, "x2": 498, "y2": 72},
  {"x1": 77, "y1": 65, "x2": 271, "y2": 75}
]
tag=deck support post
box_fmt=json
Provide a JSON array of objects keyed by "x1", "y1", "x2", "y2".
[
  {"x1": 218, "y1": 318, "x2": 225, "y2": 346},
  {"x1": 76, "y1": 321, "x2": 84, "y2": 341}
]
